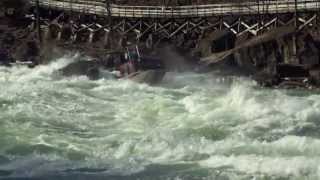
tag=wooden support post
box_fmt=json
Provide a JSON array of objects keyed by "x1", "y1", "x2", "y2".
[
  {"x1": 294, "y1": 0, "x2": 298, "y2": 28},
  {"x1": 237, "y1": 18, "x2": 241, "y2": 33},
  {"x1": 257, "y1": 0, "x2": 261, "y2": 29},
  {"x1": 29, "y1": 21, "x2": 36, "y2": 31},
  {"x1": 71, "y1": 33, "x2": 77, "y2": 42},
  {"x1": 146, "y1": 34, "x2": 153, "y2": 49},
  {"x1": 136, "y1": 31, "x2": 141, "y2": 43},
  {"x1": 122, "y1": 19, "x2": 126, "y2": 33},
  {"x1": 103, "y1": 30, "x2": 110, "y2": 48},
  {"x1": 69, "y1": 21, "x2": 77, "y2": 42},
  {"x1": 88, "y1": 30, "x2": 94, "y2": 43},
  {"x1": 36, "y1": 0, "x2": 42, "y2": 43},
  {"x1": 43, "y1": 26, "x2": 50, "y2": 40},
  {"x1": 57, "y1": 30, "x2": 62, "y2": 41},
  {"x1": 292, "y1": 34, "x2": 298, "y2": 64},
  {"x1": 106, "y1": 0, "x2": 112, "y2": 25},
  {"x1": 292, "y1": 0, "x2": 298, "y2": 64},
  {"x1": 219, "y1": 17, "x2": 223, "y2": 30}
]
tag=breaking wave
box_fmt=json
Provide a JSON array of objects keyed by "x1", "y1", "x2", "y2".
[{"x1": 0, "y1": 56, "x2": 320, "y2": 180}]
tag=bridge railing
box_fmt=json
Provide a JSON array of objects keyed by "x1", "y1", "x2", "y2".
[
  {"x1": 111, "y1": 0, "x2": 320, "y2": 17},
  {"x1": 30, "y1": 0, "x2": 320, "y2": 18}
]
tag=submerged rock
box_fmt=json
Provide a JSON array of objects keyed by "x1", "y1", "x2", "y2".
[
  {"x1": 309, "y1": 68, "x2": 320, "y2": 86},
  {"x1": 129, "y1": 69, "x2": 166, "y2": 85},
  {"x1": 59, "y1": 60, "x2": 101, "y2": 80},
  {"x1": 253, "y1": 71, "x2": 280, "y2": 87},
  {"x1": 58, "y1": 59, "x2": 166, "y2": 84}
]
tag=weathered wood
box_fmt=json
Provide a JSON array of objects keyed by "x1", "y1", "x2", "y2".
[
  {"x1": 36, "y1": 0, "x2": 42, "y2": 43},
  {"x1": 29, "y1": 0, "x2": 320, "y2": 18}
]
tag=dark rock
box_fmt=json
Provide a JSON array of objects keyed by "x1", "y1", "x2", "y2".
[
  {"x1": 59, "y1": 60, "x2": 101, "y2": 79},
  {"x1": 0, "y1": 48, "x2": 11, "y2": 66},
  {"x1": 129, "y1": 69, "x2": 166, "y2": 85},
  {"x1": 278, "y1": 80, "x2": 309, "y2": 89},
  {"x1": 253, "y1": 71, "x2": 280, "y2": 87},
  {"x1": 309, "y1": 68, "x2": 320, "y2": 85},
  {"x1": 87, "y1": 67, "x2": 100, "y2": 80},
  {"x1": 276, "y1": 64, "x2": 309, "y2": 78}
]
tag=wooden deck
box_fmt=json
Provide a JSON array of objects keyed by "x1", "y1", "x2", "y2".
[{"x1": 30, "y1": 0, "x2": 320, "y2": 18}]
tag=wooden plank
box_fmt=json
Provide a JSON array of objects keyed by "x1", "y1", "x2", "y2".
[{"x1": 29, "y1": 0, "x2": 320, "y2": 18}]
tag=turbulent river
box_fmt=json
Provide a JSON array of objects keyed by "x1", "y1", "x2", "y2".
[{"x1": 0, "y1": 55, "x2": 320, "y2": 180}]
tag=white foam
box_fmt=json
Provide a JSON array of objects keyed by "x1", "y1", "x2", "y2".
[
  {"x1": 200, "y1": 155, "x2": 320, "y2": 179},
  {"x1": 1, "y1": 64, "x2": 320, "y2": 178}
]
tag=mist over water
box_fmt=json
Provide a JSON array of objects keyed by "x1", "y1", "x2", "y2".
[{"x1": 0, "y1": 55, "x2": 320, "y2": 180}]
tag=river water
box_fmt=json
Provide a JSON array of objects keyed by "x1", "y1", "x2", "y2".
[{"x1": 0, "y1": 55, "x2": 320, "y2": 180}]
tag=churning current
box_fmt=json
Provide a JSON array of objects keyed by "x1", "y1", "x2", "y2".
[{"x1": 0, "y1": 55, "x2": 320, "y2": 180}]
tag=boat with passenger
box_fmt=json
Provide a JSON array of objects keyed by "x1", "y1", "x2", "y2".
[{"x1": 59, "y1": 44, "x2": 166, "y2": 85}]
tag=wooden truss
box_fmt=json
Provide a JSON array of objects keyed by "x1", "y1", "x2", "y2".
[{"x1": 36, "y1": 12, "x2": 319, "y2": 44}]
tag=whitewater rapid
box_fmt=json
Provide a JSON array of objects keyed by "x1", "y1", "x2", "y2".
[{"x1": 0, "y1": 55, "x2": 320, "y2": 180}]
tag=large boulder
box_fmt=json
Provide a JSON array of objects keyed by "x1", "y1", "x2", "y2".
[
  {"x1": 59, "y1": 60, "x2": 101, "y2": 80},
  {"x1": 58, "y1": 60, "x2": 166, "y2": 84},
  {"x1": 253, "y1": 71, "x2": 280, "y2": 87},
  {"x1": 129, "y1": 70, "x2": 166, "y2": 85},
  {"x1": 309, "y1": 68, "x2": 320, "y2": 86},
  {"x1": 277, "y1": 64, "x2": 309, "y2": 78},
  {"x1": 0, "y1": 48, "x2": 11, "y2": 66}
]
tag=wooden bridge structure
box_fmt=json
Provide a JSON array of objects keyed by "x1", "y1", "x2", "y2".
[
  {"x1": 28, "y1": 0, "x2": 320, "y2": 46},
  {"x1": 31, "y1": 0, "x2": 320, "y2": 18}
]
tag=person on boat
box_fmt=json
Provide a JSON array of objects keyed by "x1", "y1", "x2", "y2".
[
  {"x1": 115, "y1": 44, "x2": 140, "y2": 77},
  {"x1": 126, "y1": 46, "x2": 139, "y2": 72}
]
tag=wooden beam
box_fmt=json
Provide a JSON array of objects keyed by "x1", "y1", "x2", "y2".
[
  {"x1": 298, "y1": 14, "x2": 317, "y2": 30},
  {"x1": 169, "y1": 22, "x2": 188, "y2": 38}
]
